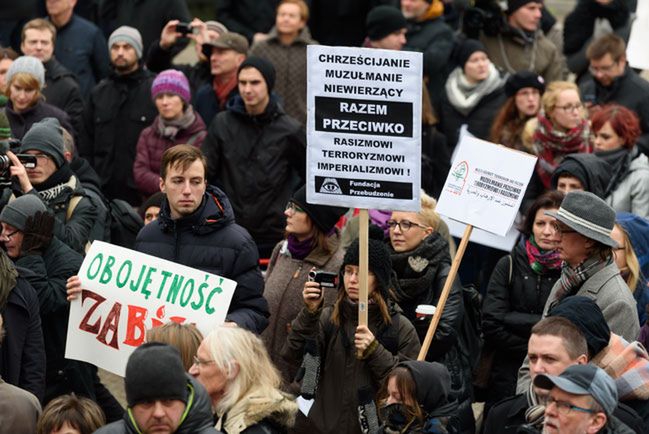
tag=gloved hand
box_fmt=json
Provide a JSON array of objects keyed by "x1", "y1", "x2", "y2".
[{"x1": 21, "y1": 211, "x2": 54, "y2": 256}]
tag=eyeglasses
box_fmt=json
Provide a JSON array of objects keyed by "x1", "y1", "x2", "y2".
[
  {"x1": 553, "y1": 224, "x2": 577, "y2": 235},
  {"x1": 192, "y1": 356, "x2": 215, "y2": 367},
  {"x1": 546, "y1": 395, "x2": 597, "y2": 415},
  {"x1": 387, "y1": 219, "x2": 428, "y2": 232},
  {"x1": 0, "y1": 229, "x2": 19, "y2": 240},
  {"x1": 285, "y1": 202, "x2": 305, "y2": 214},
  {"x1": 589, "y1": 62, "x2": 618, "y2": 75},
  {"x1": 555, "y1": 103, "x2": 583, "y2": 113}
]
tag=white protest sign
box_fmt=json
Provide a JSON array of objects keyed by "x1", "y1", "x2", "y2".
[
  {"x1": 441, "y1": 215, "x2": 521, "y2": 252},
  {"x1": 436, "y1": 136, "x2": 537, "y2": 236},
  {"x1": 306, "y1": 45, "x2": 422, "y2": 211},
  {"x1": 65, "y1": 241, "x2": 236, "y2": 376}
]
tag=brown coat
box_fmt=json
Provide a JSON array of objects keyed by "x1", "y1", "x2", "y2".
[
  {"x1": 283, "y1": 301, "x2": 421, "y2": 434},
  {"x1": 261, "y1": 232, "x2": 344, "y2": 385},
  {"x1": 0, "y1": 378, "x2": 41, "y2": 434}
]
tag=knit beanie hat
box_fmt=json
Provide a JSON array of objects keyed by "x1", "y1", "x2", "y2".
[
  {"x1": 548, "y1": 296, "x2": 611, "y2": 358},
  {"x1": 125, "y1": 342, "x2": 188, "y2": 407},
  {"x1": 291, "y1": 185, "x2": 347, "y2": 233},
  {"x1": 342, "y1": 225, "x2": 392, "y2": 300},
  {"x1": 238, "y1": 56, "x2": 275, "y2": 93},
  {"x1": 140, "y1": 191, "x2": 165, "y2": 218},
  {"x1": 0, "y1": 111, "x2": 11, "y2": 140},
  {"x1": 108, "y1": 26, "x2": 143, "y2": 59},
  {"x1": 454, "y1": 38, "x2": 487, "y2": 68},
  {"x1": 20, "y1": 117, "x2": 65, "y2": 168},
  {"x1": 505, "y1": 70, "x2": 545, "y2": 97},
  {"x1": 151, "y1": 69, "x2": 191, "y2": 105},
  {"x1": 366, "y1": 6, "x2": 407, "y2": 41},
  {"x1": 507, "y1": 0, "x2": 543, "y2": 15},
  {"x1": 0, "y1": 195, "x2": 47, "y2": 231},
  {"x1": 5, "y1": 56, "x2": 45, "y2": 89}
]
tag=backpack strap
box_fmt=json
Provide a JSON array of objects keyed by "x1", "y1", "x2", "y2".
[
  {"x1": 508, "y1": 254, "x2": 513, "y2": 285},
  {"x1": 66, "y1": 195, "x2": 82, "y2": 222},
  {"x1": 184, "y1": 130, "x2": 207, "y2": 147}
]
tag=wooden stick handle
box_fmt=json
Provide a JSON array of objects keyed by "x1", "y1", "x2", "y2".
[
  {"x1": 358, "y1": 209, "x2": 369, "y2": 358},
  {"x1": 417, "y1": 224, "x2": 473, "y2": 361}
]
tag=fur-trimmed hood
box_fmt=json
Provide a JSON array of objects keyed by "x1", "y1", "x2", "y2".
[{"x1": 217, "y1": 388, "x2": 298, "y2": 434}]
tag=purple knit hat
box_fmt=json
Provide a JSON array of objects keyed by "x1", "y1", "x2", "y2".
[{"x1": 151, "y1": 70, "x2": 191, "y2": 104}]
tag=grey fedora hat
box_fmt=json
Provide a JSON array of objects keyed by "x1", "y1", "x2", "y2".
[{"x1": 545, "y1": 191, "x2": 618, "y2": 248}]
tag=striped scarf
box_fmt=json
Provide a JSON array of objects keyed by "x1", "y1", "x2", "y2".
[
  {"x1": 525, "y1": 236, "x2": 561, "y2": 274},
  {"x1": 556, "y1": 255, "x2": 611, "y2": 301}
]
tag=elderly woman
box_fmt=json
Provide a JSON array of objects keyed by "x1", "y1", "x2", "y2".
[
  {"x1": 133, "y1": 69, "x2": 206, "y2": 197},
  {"x1": 439, "y1": 38, "x2": 506, "y2": 150},
  {"x1": 591, "y1": 104, "x2": 649, "y2": 217},
  {"x1": 262, "y1": 185, "x2": 346, "y2": 387},
  {"x1": 3, "y1": 56, "x2": 73, "y2": 139},
  {"x1": 490, "y1": 71, "x2": 545, "y2": 151},
  {"x1": 190, "y1": 326, "x2": 298, "y2": 434}
]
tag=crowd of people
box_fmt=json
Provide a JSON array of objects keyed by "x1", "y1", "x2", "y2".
[{"x1": 1, "y1": 0, "x2": 649, "y2": 433}]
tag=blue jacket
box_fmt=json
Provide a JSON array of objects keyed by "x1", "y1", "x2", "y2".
[
  {"x1": 135, "y1": 185, "x2": 269, "y2": 333},
  {"x1": 616, "y1": 212, "x2": 649, "y2": 324}
]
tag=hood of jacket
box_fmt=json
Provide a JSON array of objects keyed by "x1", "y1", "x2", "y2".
[
  {"x1": 616, "y1": 211, "x2": 649, "y2": 285},
  {"x1": 44, "y1": 57, "x2": 75, "y2": 81},
  {"x1": 70, "y1": 156, "x2": 103, "y2": 195},
  {"x1": 551, "y1": 153, "x2": 612, "y2": 198},
  {"x1": 158, "y1": 184, "x2": 235, "y2": 235},
  {"x1": 592, "y1": 333, "x2": 649, "y2": 401},
  {"x1": 123, "y1": 376, "x2": 216, "y2": 434},
  {"x1": 219, "y1": 388, "x2": 298, "y2": 434},
  {"x1": 226, "y1": 93, "x2": 284, "y2": 123},
  {"x1": 399, "y1": 360, "x2": 453, "y2": 414}
]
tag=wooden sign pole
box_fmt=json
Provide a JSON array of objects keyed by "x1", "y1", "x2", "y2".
[{"x1": 358, "y1": 209, "x2": 369, "y2": 358}]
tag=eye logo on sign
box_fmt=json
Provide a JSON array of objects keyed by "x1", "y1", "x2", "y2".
[{"x1": 320, "y1": 178, "x2": 343, "y2": 195}]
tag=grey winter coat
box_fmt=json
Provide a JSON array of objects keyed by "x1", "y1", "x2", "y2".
[{"x1": 606, "y1": 152, "x2": 649, "y2": 218}]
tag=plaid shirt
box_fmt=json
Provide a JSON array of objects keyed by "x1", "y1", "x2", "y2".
[{"x1": 592, "y1": 333, "x2": 649, "y2": 400}]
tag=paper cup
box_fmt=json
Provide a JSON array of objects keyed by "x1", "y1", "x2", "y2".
[{"x1": 415, "y1": 304, "x2": 436, "y2": 319}]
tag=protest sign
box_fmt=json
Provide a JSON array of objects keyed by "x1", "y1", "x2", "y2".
[
  {"x1": 306, "y1": 45, "x2": 422, "y2": 212},
  {"x1": 65, "y1": 241, "x2": 236, "y2": 376},
  {"x1": 441, "y1": 215, "x2": 521, "y2": 252},
  {"x1": 436, "y1": 136, "x2": 537, "y2": 236}
]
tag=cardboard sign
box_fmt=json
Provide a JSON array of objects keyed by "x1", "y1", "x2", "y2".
[
  {"x1": 306, "y1": 45, "x2": 422, "y2": 211},
  {"x1": 65, "y1": 241, "x2": 236, "y2": 376},
  {"x1": 436, "y1": 136, "x2": 537, "y2": 236},
  {"x1": 441, "y1": 215, "x2": 521, "y2": 252}
]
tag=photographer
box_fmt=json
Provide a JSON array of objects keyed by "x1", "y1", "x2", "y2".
[
  {"x1": 6, "y1": 117, "x2": 97, "y2": 254},
  {"x1": 261, "y1": 185, "x2": 347, "y2": 388}
]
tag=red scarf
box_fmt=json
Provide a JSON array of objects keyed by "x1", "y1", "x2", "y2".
[{"x1": 212, "y1": 73, "x2": 238, "y2": 109}]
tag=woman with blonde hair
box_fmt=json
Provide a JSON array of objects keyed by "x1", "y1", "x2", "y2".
[
  {"x1": 146, "y1": 322, "x2": 203, "y2": 371},
  {"x1": 3, "y1": 56, "x2": 73, "y2": 139},
  {"x1": 525, "y1": 80, "x2": 590, "y2": 189},
  {"x1": 190, "y1": 326, "x2": 298, "y2": 434}
]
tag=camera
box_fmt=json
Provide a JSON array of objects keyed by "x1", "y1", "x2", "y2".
[
  {"x1": 308, "y1": 270, "x2": 338, "y2": 289},
  {"x1": 0, "y1": 138, "x2": 38, "y2": 187},
  {"x1": 462, "y1": 2, "x2": 505, "y2": 39},
  {"x1": 175, "y1": 22, "x2": 193, "y2": 36}
]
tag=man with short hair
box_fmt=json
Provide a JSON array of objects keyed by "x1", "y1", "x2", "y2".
[
  {"x1": 202, "y1": 57, "x2": 306, "y2": 259},
  {"x1": 401, "y1": 0, "x2": 454, "y2": 108},
  {"x1": 20, "y1": 18, "x2": 84, "y2": 136},
  {"x1": 194, "y1": 32, "x2": 248, "y2": 125},
  {"x1": 480, "y1": 0, "x2": 567, "y2": 83},
  {"x1": 134, "y1": 144, "x2": 269, "y2": 333},
  {"x1": 81, "y1": 26, "x2": 157, "y2": 205},
  {"x1": 46, "y1": 0, "x2": 111, "y2": 96},
  {"x1": 94, "y1": 342, "x2": 219, "y2": 434},
  {"x1": 535, "y1": 364, "x2": 630, "y2": 433},
  {"x1": 580, "y1": 33, "x2": 649, "y2": 157}
]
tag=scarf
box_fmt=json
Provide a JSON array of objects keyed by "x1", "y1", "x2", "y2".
[
  {"x1": 444, "y1": 63, "x2": 505, "y2": 116},
  {"x1": 32, "y1": 163, "x2": 75, "y2": 202},
  {"x1": 417, "y1": 0, "x2": 444, "y2": 22},
  {"x1": 591, "y1": 333, "x2": 649, "y2": 401},
  {"x1": 213, "y1": 73, "x2": 238, "y2": 109},
  {"x1": 533, "y1": 112, "x2": 591, "y2": 188},
  {"x1": 596, "y1": 147, "x2": 631, "y2": 196},
  {"x1": 555, "y1": 255, "x2": 612, "y2": 301},
  {"x1": 524, "y1": 382, "x2": 545, "y2": 430},
  {"x1": 525, "y1": 236, "x2": 561, "y2": 274},
  {"x1": 155, "y1": 106, "x2": 196, "y2": 139},
  {"x1": 286, "y1": 233, "x2": 314, "y2": 260},
  {"x1": 0, "y1": 250, "x2": 18, "y2": 310}
]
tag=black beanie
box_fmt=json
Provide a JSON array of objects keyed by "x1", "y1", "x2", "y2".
[
  {"x1": 548, "y1": 296, "x2": 611, "y2": 358},
  {"x1": 504, "y1": 70, "x2": 545, "y2": 97},
  {"x1": 20, "y1": 117, "x2": 66, "y2": 168},
  {"x1": 366, "y1": 6, "x2": 407, "y2": 41},
  {"x1": 125, "y1": 343, "x2": 189, "y2": 407},
  {"x1": 238, "y1": 56, "x2": 275, "y2": 93},
  {"x1": 342, "y1": 225, "x2": 392, "y2": 300},
  {"x1": 140, "y1": 191, "x2": 165, "y2": 218},
  {"x1": 507, "y1": 0, "x2": 543, "y2": 15},
  {"x1": 454, "y1": 38, "x2": 487, "y2": 69},
  {"x1": 291, "y1": 185, "x2": 347, "y2": 233}
]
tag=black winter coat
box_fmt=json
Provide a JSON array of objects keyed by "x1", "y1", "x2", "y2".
[
  {"x1": 481, "y1": 242, "x2": 560, "y2": 407},
  {"x1": 439, "y1": 86, "x2": 506, "y2": 150},
  {"x1": 0, "y1": 273, "x2": 45, "y2": 401},
  {"x1": 135, "y1": 185, "x2": 269, "y2": 334},
  {"x1": 42, "y1": 58, "x2": 85, "y2": 138},
  {"x1": 194, "y1": 82, "x2": 239, "y2": 128},
  {"x1": 202, "y1": 96, "x2": 306, "y2": 248},
  {"x1": 215, "y1": 0, "x2": 279, "y2": 41},
  {"x1": 4, "y1": 100, "x2": 74, "y2": 140},
  {"x1": 580, "y1": 67, "x2": 649, "y2": 158},
  {"x1": 81, "y1": 68, "x2": 157, "y2": 205},
  {"x1": 16, "y1": 237, "x2": 95, "y2": 402}
]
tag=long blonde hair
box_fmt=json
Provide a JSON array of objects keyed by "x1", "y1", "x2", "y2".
[{"x1": 615, "y1": 223, "x2": 641, "y2": 291}]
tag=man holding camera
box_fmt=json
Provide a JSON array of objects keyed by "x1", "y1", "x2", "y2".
[{"x1": 479, "y1": 0, "x2": 567, "y2": 83}]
